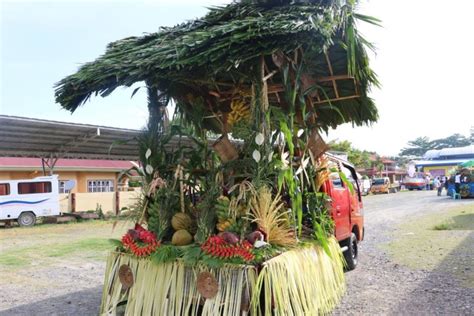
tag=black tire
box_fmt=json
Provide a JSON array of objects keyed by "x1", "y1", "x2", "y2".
[
  {"x1": 18, "y1": 212, "x2": 36, "y2": 227},
  {"x1": 343, "y1": 233, "x2": 358, "y2": 271}
]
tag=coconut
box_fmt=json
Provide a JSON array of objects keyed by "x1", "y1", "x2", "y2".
[
  {"x1": 171, "y1": 213, "x2": 192, "y2": 230},
  {"x1": 171, "y1": 229, "x2": 193, "y2": 246}
]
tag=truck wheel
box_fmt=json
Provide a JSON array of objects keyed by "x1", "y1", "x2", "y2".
[
  {"x1": 343, "y1": 233, "x2": 358, "y2": 271},
  {"x1": 18, "y1": 212, "x2": 36, "y2": 227}
]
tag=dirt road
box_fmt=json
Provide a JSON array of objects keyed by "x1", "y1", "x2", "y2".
[
  {"x1": 334, "y1": 191, "x2": 474, "y2": 315},
  {"x1": 1, "y1": 192, "x2": 473, "y2": 315}
]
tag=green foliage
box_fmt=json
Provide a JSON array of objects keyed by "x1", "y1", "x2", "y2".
[
  {"x1": 400, "y1": 133, "x2": 471, "y2": 157},
  {"x1": 305, "y1": 192, "x2": 334, "y2": 236},
  {"x1": 194, "y1": 181, "x2": 220, "y2": 243},
  {"x1": 399, "y1": 136, "x2": 431, "y2": 157},
  {"x1": 95, "y1": 203, "x2": 104, "y2": 219},
  {"x1": 147, "y1": 189, "x2": 180, "y2": 240},
  {"x1": 432, "y1": 223, "x2": 451, "y2": 231},
  {"x1": 150, "y1": 245, "x2": 182, "y2": 264},
  {"x1": 181, "y1": 245, "x2": 203, "y2": 266},
  {"x1": 328, "y1": 140, "x2": 372, "y2": 169},
  {"x1": 252, "y1": 245, "x2": 283, "y2": 264},
  {"x1": 108, "y1": 238, "x2": 125, "y2": 253},
  {"x1": 128, "y1": 180, "x2": 142, "y2": 188},
  {"x1": 338, "y1": 171, "x2": 355, "y2": 195}
]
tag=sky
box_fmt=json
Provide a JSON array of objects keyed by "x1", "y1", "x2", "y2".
[{"x1": 1, "y1": 0, "x2": 473, "y2": 156}]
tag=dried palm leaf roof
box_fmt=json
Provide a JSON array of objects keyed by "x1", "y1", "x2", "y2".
[{"x1": 55, "y1": 0, "x2": 380, "y2": 131}]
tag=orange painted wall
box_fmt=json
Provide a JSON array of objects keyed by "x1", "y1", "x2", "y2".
[{"x1": 0, "y1": 170, "x2": 119, "y2": 193}]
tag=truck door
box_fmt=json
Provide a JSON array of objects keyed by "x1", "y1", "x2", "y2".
[{"x1": 329, "y1": 172, "x2": 351, "y2": 241}]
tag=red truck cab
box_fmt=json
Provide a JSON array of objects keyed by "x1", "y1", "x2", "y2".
[{"x1": 321, "y1": 154, "x2": 364, "y2": 270}]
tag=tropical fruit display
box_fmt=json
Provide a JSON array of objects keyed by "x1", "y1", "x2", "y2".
[{"x1": 227, "y1": 98, "x2": 251, "y2": 126}]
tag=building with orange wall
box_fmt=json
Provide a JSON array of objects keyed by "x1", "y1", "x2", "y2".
[{"x1": 0, "y1": 157, "x2": 135, "y2": 193}]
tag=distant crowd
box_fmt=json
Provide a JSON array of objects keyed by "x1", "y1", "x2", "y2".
[{"x1": 432, "y1": 173, "x2": 469, "y2": 196}]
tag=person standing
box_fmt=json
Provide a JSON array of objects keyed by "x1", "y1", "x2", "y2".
[
  {"x1": 455, "y1": 173, "x2": 461, "y2": 194},
  {"x1": 433, "y1": 177, "x2": 441, "y2": 196}
]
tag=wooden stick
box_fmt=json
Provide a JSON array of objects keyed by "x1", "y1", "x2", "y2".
[
  {"x1": 324, "y1": 52, "x2": 339, "y2": 99},
  {"x1": 179, "y1": 165, "x2": 185, "y2": 213},
  {"x1": 313, "y1": 94, "x2": 360, "y2": 104}
]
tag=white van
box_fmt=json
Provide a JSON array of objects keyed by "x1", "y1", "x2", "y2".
[{"x1": 0, "y1": 175, "x2": 60, "y2": 226}]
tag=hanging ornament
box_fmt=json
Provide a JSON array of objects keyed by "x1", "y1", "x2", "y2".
[
  {"x1": 118, "y1": 264, "x2": 134, "y2": 289},
  {"x1": 145, "y1": 164, "x2": 154, "y2": 175},
  {"x1": 252, "y1": 150, "x2": 261, "y2": 163},
  {"x1": 196, "y1": 272, "x2": 219, "y2": 299},
  {"x1": 145, "y1": 148, "x2": 152, "y2": 159},
  {"x1": 255, "y1": 133, "x2": 264, "y2": 146}
]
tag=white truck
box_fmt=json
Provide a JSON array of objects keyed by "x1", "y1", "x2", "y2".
[{"x1": 0, "y1": 175, "x2": 60, "y2": 226}]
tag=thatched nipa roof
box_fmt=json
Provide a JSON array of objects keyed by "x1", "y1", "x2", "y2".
[{"x1": 55, "y1": 0, "x2": 380, "y2": 132}]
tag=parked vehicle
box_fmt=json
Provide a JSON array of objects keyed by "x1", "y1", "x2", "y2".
[
  {"x1": 404, "y1": 172, "x2": 427, "y2": 191},
  {"x1": 0, "y1": 175, "x2": 60, "y2": 226},
  {"x1": 370, "y1": 177, "x2": 400, "y2": 194},
  {"x1": 323, "y1": 154, "x2": 364, "y2": 270}
]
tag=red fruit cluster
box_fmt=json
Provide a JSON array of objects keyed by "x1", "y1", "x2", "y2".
[
  {"x1": 121, "y1": 224, "x2": 160, "y2": 257},
  {"x1": 201, "y1": 236, "x2": 254, "y2": 262}
]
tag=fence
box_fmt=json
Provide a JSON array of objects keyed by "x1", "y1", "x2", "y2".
[{"x1": 59, "y1": 190, "x2": 142, "y2": 214}]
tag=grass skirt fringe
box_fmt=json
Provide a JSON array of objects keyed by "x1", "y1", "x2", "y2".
[{"x1": 100, "y1": 238, "x2": 345, "y2": 315}]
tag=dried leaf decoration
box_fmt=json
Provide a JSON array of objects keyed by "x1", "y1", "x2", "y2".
[{"x1": 248, "y1": 186, "x2": 296, "y2": 247}]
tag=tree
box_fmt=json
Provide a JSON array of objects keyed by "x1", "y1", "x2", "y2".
[
  {"x1": 400, "y1": 133, "x2": 472, "y2": 157},
  {"x1": 328, "y1": 140, "x2": 372, "y2": 169},
  {"x1": 430, "y1": 133, "x2": 470, "y2": 149},
  {"x1": 399, "y1": 136, "x2": 431, "y2": 157}
]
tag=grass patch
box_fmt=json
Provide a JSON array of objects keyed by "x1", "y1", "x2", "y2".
[
  {"x1": 431, "y1": 213, "x2": 474, "y2": 231},
  {"x1": 0, "y1": 255, "x2": 30, "y2": 267},
  {"x1": 0, "y1": 237, "x2": 116, "y2": 269},
  {"x1": 383, "y1": 203, "x2": 474, "y2": 288},
  {"x1": 432, "y1": 222, "x2": 452, "y2": 230},
  {"x1": 0, "y1": 237, "x2": 116, "y2": 268},
  {"x1": 45, "y1": 238, "x2": 113, "y2": 258},
  {"x1": 0, "y1": 220, "x2": 127, "y2": 269}
]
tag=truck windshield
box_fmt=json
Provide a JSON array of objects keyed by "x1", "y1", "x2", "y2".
[{"x1": 373, "y1": 179, "x2": 385, "y2": 185}]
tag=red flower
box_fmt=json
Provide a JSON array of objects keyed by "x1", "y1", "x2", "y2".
[
  {"x1": 201, "y1": 236, "x2": 254, "y2": 262},
  {"x1": 121, "y1": 225, "x2": 160, "y2": 257}
]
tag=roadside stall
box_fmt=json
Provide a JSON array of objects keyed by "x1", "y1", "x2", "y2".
[{"x1": 55, "y1": 0, "x2": 379, "y2": 314}]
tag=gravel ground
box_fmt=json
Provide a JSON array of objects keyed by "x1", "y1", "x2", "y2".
[
  {"x1": 0, "y1": 222, "x2": 124, "y2": 316},
  {"x1": 1, "y1": 192, "x2": 473, "y2": 316},
  {"x1": 334, "y1": 190, "x2": 474, "y2": 315}
]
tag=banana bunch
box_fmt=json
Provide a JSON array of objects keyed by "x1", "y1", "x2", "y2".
[
  {"x1": 227, "y1": 99, "x2": 251, "y2": 126},
  {"x1": 227, "y1": 219, "x2": 243, "y2": 234},
  {"x1": 216, "y1": 195, "x2": 235, "y2": 232},
  {"x1": 217, "y1": 219, "x2": 233, "y2": 232}
]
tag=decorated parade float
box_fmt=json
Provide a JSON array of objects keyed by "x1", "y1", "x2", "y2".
[{"x1": 55, "y1": 0, "x2": 379, "y2": 314}]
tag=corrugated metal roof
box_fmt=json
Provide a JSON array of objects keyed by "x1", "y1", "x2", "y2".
[
  {"x1": 415, "y1": 159, "x2": 469, "y2": 167},
  {"x1": 423, "y1": 149, "x2": 441, "y2": 159},
  {"x1": 423, "y1": 145, "x2": 474, "y2": 159},
  {"x1": 0, "y1": 157, "x2": 135, "y2": 172},
  {"x1": 0, "y1": 115, "x2": 201, "y2": 161},
  {"x1": 0, "y1": 115, "x2": 140, "y2": 160}
]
